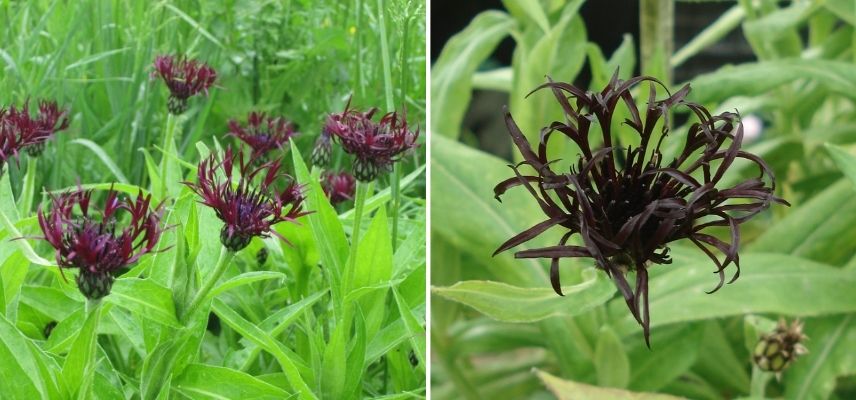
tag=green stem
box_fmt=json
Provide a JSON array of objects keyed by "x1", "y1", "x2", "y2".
[
  {"x1": 671, "y1": 5, "x2": 745, "y2": 68},
  {"x1": 76, "y1": 299, "x2": 102, "y2": 399},
  {"x1": 640, "y1": 0, "x2": 674, "y2": 85},
  {"x1": 19, "y1": 156, "x2": 38, "y2": 215},
  {"x1": 344, "y1": 181, "x2": 372, "y2": 293},
  {"x1": 376, "y1": 0, "x2": 400, "y2": 249},
  {"x1": 750, "y1": 365, "x2": 771, "y2": 397},
  {"x1": 184, "y1": 246, "x2": 234, "y2": 323},
  {"x1": 159, "y1": 113, "x2": 177, "y2": 198}
]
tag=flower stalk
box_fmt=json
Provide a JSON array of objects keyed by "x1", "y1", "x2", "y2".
[
  {"x1": 183, "y1": 246, "x2": 235, "y2": 323},
  {"x1": 344, "y1": 180, "x2": 373, "y2": 293}
]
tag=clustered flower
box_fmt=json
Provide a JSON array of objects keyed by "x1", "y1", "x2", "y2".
[
  {"x1": 227, "y1": 112, "x2": 298, "y2": 159},
  {"x1": 152, "y1": 55, "x2": 217, "y2": 115},
  {"x1": 753, "y1": 319, "x2": 808, "y2": 374},
  {"x1": 37, "y1": 187, "x2": 165, "y2": 299},
  {"x1": 494, "y1": 74, "x2": 788, "y2": 345},
  {"x1": 185, "y1": 146, "x2": 309, "y2": 252},
  {"x1": 0, "y1": 100, "x2": 69, "y2": 170},
  {"x1": 323, "y1": 99, "x2": 419, "y2": 181},
  {"x1": 321, "y1": 170, "x2": 356, "y2": 205}
]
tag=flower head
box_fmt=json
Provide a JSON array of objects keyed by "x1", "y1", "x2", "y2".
[
  {"x1": 37, "y1": 187, "x2": 165, "y2": 299},
  {"x1": 185, "y1": 146, "x2": 309, "y2": 252},
  {"x1": 753, "y1": 319, "x2": 808, "y2": 374},
  {"x1": 494, "y1": 74, "x2": 788, "y2": 345},
  {"x1": 0, "y1": 111, "x2": 28, "y2": 172},
  {"x1": 3, "y1": 100, "x2": 69, "y2": 157},
  {"x1": 152, "y1": 55, "x2": 217, "y2": 115},
  {"x1": 310, "y1": 130, "x2": 333, "y2": 167},
  {"x1": 227, "y1": 112, "x2": 298, "y2": 159},
  {"x1": 321, "y1": 170, "x2": 356, "y2": 205},
  {"x1": 325, "y1": 99, "x2": 419, "y2": 181}
]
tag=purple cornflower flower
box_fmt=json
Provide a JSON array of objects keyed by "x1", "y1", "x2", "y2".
[
  {"x1": 37, "y1": 187, "x2": 165, "y2": 299},
  {"x1": 185, "y1": 146, "x2": 309, "y2": 252}
]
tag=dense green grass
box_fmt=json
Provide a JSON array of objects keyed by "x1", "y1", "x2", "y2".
[
  {"x1": 431, "y1": 1, "x2": 856, "y2": 399},
  {"x1": 0, "y1": 0, "x2": 426, "y2": 399}
]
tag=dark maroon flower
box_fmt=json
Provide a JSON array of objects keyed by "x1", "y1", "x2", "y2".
[
  {"x1": 152, "y1": 55, "x2": 217, "y2": 115},
  {"x1": 325, "y1": 99, "x2": 419, "y2": 181},
  {"x1": 227, "y1": 112, "x2": 298, "y2": 159},
  {"x1": 37, "y1": 187, "x2": 165, "y2": 299},
  {"x1": 321, "y1": 170, "x2": 356, "y2": 205},
  {"x1": 4, "y1": 100, "x2": 69, "y2": 157},
  {"x1": 494, "y1": 74, "x2": 788, "y2": 345},
  {"x1": 185, "y1": 146, "x2": 309, "y2": 252}
]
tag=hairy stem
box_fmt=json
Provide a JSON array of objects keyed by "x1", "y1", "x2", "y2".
[{"x1": 184, "y1": 246, "x2": 234, "y2": 323}]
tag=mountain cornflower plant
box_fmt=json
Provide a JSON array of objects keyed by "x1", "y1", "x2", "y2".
[
  {"x1": 36, "y1": 187, "x2": 165, "y2": 300},
  {"x1": 321, "y1": 170, "x2": 356, "y2": 205},
  {"x1": 227, "y1": 112, "x2": 298, "y2": 159},
  {"x1": 185, "y1": 146, "x2": 309, "y2": 252},
  {"x1": 3, "y1": 100, "x2": 69, "y2": 157},
  {"x1": 152, "y1": 55, "x2": 217, "y2": 115},
  {"x1": 325, "y1": 99, "x2": 419, "y2": 181},
  {"x1": 493, "y1": 74, "x2": 788, "y2": 345}
]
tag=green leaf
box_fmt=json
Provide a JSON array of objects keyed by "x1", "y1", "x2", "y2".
[
  {"x1": 535, "y1": 369, "x2": 686, "y2": 400},
  {"x1": 107, "y1": 278, "x2": 180, "y2": 328},
  {"x1": 61, "y1": 303, "x2": 102, "y2": 399},
  {"x1": 70, "y1": 139, "x2": 129, "y2": 183},
  {"x1": 502, "y1": 0, "x2": 550, "y2": 33},
  {"x1": 511, "y1": 1, "x2": 586, "y2": 162},
  {"x1": 208, "y1": 271, "x2": 285, "y2": 299},
  {"x1": 609, "y1": 252, "x2": 856, "y2": 336},
  {"x1": 431, "y1": 11, "x2": 514, "y2": 138},
  {"x1": 432, "y1": 268, "x2": 615, "y2": 323},
  {"x1": 689, "y1": 59, "x2": 856, "y2": 105},
  {"x1": 173, "y1": 363, "x2": 291, "y2": 399},
  {"x1": 431, "y1": 134, "x2": 549, "y2": 286},
  {"x1": 750, "y1": 180, "x2": 856, "y2": 265},
  {"x1": 338, "y1": 165, "x2": 425, "y2": 221},
  {"x1": 626, "y1": 324, "x2": 702, "y2": 392},
  {"x1": 825, "y1": 0, "x2": 856, "y2": 25},
  {"x1": 291, "y1": 141, "x2": 348, "y2": 301},
  {"x1": 349, "y1": 206, "x2": 393, "y2": 338},
  {"x1": 392, "y1": 286, "x2": 426, "y2": 373},
  {"x1": 594, "y1": 326, "x2": 630, "y2": 388},
  {"x1": 784, "y1": 315, "x2": 856, "y2": 400},
  {"x1": 0, "y1": 313, "x2": 62, "y2": 399},
  {"x1": 825, "y1": 143, "x2": 856, "y2": 188},
  {"x1": 212, "y1": 298, "x2": 317, "y2": 400}
]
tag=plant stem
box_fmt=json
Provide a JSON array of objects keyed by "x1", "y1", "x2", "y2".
[
  {"x1": 376, "y1": 0, "x2": 400, "y2": 249},
  {"x1": 640, "y1": 0, "x2": 674, "y2": 85},
  {"x1": 159, "y1": 113, "x2": 177, "y2": 198},
  {"x1": 750, "y1": 365, "x2": 771, "y2": 397},
  {"x1": 78, "y1": 299, "x2": 102, "y2": 399},
  {"x1": 344, "y1": 181, "x2": 372, "y2": 293},
  {"x1": 184, "y1": 246, "x2": 234, "y2": 323}
]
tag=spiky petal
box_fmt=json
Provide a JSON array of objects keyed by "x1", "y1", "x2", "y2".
[
  {"x1": 36, "y1": 187, "x2": 165, "y2": 299},
  {"x1": 184, "y1": 146, "x2": 309, "y2": 252},
  {"x1": 152, "y1": 55, "x2": 217, "y2": 115},
  {"x1": 227, "y1": 112, "x2": 298, "y2": 159},
  {"x1": 324, "y1": 98, "x2": 419, "y2": 181}
]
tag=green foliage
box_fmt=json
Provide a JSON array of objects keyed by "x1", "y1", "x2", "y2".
[
  {"x1": 0, "y1": 0, "x2": 426, "y2": 399},
  {"x1": 431, "y1": 1, "x2": 856, "y2": 399}
]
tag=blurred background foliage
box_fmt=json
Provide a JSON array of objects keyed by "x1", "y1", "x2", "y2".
[{"x1": 431, "y1": 0, "x2": 856, "y2": 399}]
